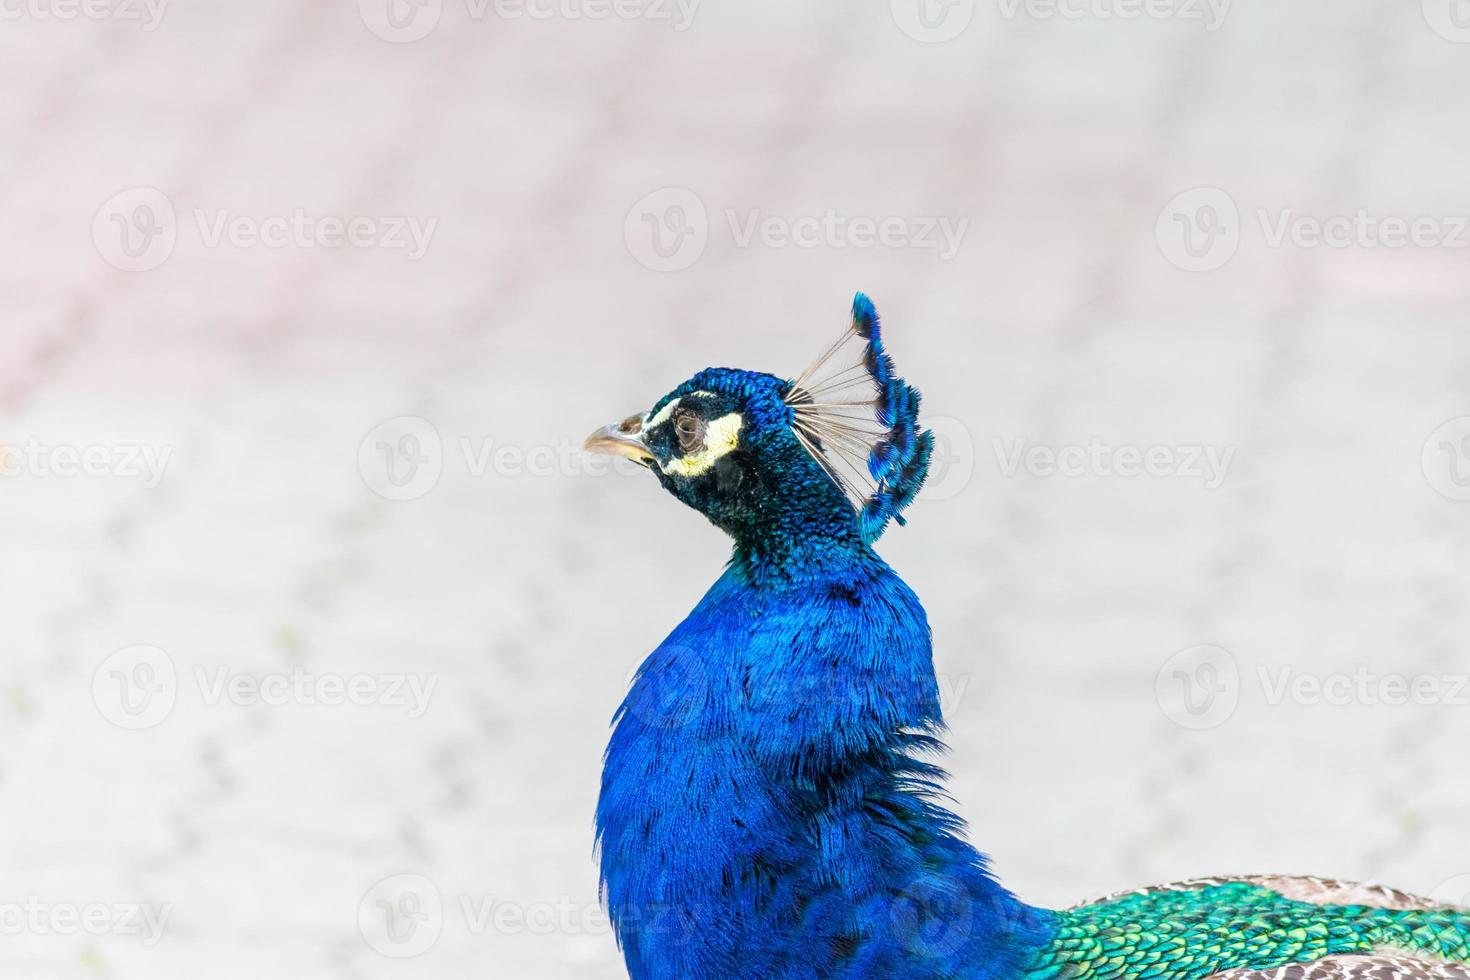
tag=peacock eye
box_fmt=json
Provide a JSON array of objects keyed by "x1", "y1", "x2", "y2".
[{"x1": 674, "y1": 412, "x2": 705, "y2": 454}]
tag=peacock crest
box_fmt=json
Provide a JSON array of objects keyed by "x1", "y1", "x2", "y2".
[{"x1": 783, "y1": 292, "x2": 935, "y2": 543}]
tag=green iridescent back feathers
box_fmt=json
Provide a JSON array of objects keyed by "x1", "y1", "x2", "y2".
[{"x1": 1029, "y1": 880, "x2": 1470, "y2": 980}]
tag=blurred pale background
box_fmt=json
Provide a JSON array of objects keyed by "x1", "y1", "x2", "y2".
[{"x1": 5, "y1": 0, "x2": 1470, "y2": 977}]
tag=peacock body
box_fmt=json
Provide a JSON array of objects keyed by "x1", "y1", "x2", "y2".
[{"x1": 585, "y1": 295, "x2": 1470, "y2": 980}]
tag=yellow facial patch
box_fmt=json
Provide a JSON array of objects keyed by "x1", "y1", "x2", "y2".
[{"x1": 659, "y1": 412, "x2": 743, "y2": 478}]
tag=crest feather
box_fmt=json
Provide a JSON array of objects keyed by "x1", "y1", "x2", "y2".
[{"x1": 784, "y1": 293, "x2": 934, "y2": 542}]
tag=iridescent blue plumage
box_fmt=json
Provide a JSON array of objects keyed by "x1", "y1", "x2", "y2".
[
  {"x1": 589, "y1": 295, "x2": 1055, "y2": 977},
  {"x1": 596, "y1": 550, "x2": 1055, "y2": 977},
  {"x1": 848, "y1": 292, "x2": 935, "y2": 543}
]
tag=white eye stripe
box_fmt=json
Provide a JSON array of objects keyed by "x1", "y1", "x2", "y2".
[
  {"x1": 644, "y1": 391, "x2": 717, "y2": 433},
  {"x1": 645, "y1": 397, "x2": 682, "y2": 431},
  {"x1": 659, "y1": 412, "x2": 742, "y2": 478}
]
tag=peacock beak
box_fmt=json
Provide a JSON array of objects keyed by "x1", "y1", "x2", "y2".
[{"x1": 584, "y1": 414, "x2": 655, "y2": 465}]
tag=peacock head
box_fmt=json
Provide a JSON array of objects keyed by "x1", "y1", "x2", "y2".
[{"x1": 585, "y1": 293, "x2": 935, "y2": 554}]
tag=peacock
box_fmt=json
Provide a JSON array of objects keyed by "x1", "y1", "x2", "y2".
[{"x1": 584, "y1": 293, "x2": 1470, "y2": 980}]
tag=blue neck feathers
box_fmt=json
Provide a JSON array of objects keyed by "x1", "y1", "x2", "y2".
[{"x1": 596, "y1": 540, "x2": 1055, "y2": 978}]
